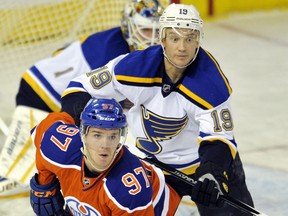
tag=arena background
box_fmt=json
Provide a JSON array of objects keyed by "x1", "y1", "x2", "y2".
[{"x1": 1, "y1": 0, "x2": 288, "y2": 215}]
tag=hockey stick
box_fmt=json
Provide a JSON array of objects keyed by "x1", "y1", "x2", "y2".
[{"x1": 125, "y1": 144, "x2": 268, "y2": 216}]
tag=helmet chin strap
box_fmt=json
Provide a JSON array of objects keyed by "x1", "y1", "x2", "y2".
[
  {"x1": 80, "y1": 133, "x2": 122, "y2": 174},
  {"x1": 81, "y1": 145, "x2": 120, "y2": 173},
  {"x1": 80, "y1": 127, "x2": 127, "y2": 174}
]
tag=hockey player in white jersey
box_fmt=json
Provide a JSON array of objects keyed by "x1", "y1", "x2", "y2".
[
  {"x1": 61, "y1": 3, "x2": 254, "y2": 216},
  {"x1": 0, "y1": 0, "x2": 164, "y2": 197}
]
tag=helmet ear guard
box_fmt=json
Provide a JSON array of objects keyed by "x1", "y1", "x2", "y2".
[{"x1": 121, "y1": 0, "x2": 164, "y2": 50}]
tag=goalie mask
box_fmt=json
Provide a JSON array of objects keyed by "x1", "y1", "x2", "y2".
[
  {"x1": 159, "y1": 3, "x2": 203, "y2": 68},
  {"x1": 121, "y1": 0, "x2": 164, "y2": 50},
  {"x1": 80, "y1": 98, "x2": 128, "y2": 172}
]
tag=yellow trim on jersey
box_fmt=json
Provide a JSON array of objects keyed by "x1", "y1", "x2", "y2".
[
  {"x1": 199, "y1": 137, "x2": 237, "y2": 159},
  {"x1": 204, "y1": 50, "x2": 232, "y2": 95},
  {"x1": 22, "y1": 72, "x2": 60, "y2": 112},
  {"x1": 178, "y1": 84, "x2": 214, "y2": 109},
  {"x1": 61, "y1": 88, "x2": 85, "y2": 98},
  {"x1": 79, "y1": 34, "x2": 89, "y2": 44},
  {"x1": 115, "y1": 75, "x2": 162, "y2": 84},
  {"x1": 52, "y1": 48, "x2": 64, "y2": 57},
  {"x1": 181, "y1": 199, "x2": 197, "y2": 207}
]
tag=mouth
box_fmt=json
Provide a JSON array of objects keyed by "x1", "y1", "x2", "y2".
[
  {"x1": 177, "y1": 55, "x2": 188, "y2": 58},
  {"x1": 99, "y1": 153, "x2": 109, "y2": 159},
  {"x1": 174, "y1": 55, "x2": 187, "y2": 61}
]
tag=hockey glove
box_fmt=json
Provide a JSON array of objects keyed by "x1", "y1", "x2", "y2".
[
  {"x1": 30, "y1": 174, "x2": 65, "y2": 216},
  {"x1": 191, "y1": 162, "x2": 229, "y2": 207}
]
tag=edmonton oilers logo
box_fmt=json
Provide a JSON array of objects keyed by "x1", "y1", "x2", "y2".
[
  {"x1": 66, "y1": 196, "x2": 101, "y2": 216},
  {"x1": 83, "y1": 178, "x2": 90, "y2": 186}
]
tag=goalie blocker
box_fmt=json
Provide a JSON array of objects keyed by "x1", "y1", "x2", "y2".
[{"x1": 0, "y1": 106, "x2": 49, "y2": 198}]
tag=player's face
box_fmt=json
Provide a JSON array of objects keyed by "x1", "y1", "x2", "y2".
[
  {"x1": 134, "y1": 27, "x2": 159, "y2": 49},
  {"x1": 138, "y1": 28, "x2": 154, "y2": 39},
  {"x1": 162, "y1": 28, "x2": 199, "y2": 67},
  {"x1": 85, "y1": 127, "x2": 120, "y2": 172}
]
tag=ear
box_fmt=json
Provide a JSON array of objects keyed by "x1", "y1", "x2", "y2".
[{"x1": 161, "y1": 39, "x2": 166, "y2": 49}]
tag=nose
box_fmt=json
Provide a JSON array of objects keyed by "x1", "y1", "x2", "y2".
[
  {"x1": 99, "y1": 137, "x2": 111, "y2": 148},
  {"x1": 178, "y1": 39, "x2": 186, "y2": 51}
]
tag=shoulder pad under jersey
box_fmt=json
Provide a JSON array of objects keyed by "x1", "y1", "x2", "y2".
[
  {"x1": 104, "y1": 147, "x2": 152, "y2": 210},
  {"x1": 81, "y1": 27, "x2": 130, "y2": 69},
  {"x1": 114, "y1": 45, "x2": 164, "y2": 83},
  {"x1": 179, "y1": 47, "x2": 232, "y2": 109},
  {"x1": 40, "y1": 121, "x2": 82, "y2": 166}
]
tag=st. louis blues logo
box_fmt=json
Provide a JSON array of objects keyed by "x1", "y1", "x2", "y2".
[
  {"x1": 66, "y1": 196, "x2": 101, "y2": 216},
  {"x1": 136, "y1": 105, "x2": 188, "y2": 155}
]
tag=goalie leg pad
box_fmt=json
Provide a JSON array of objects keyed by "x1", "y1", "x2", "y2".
[
  {"x1": 0, "y1": 176, "x2": 30, "y2": 198},
  {"x1": 0, "y1": 106, "x2": 49, "y2": 185},
  {"x1": 30, "y1": 173, "x2": 65, "y2": 216}
]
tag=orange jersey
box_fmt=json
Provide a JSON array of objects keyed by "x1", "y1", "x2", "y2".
[{"x1": 31, "y1": 112, "x2": 180, "y2": 215}]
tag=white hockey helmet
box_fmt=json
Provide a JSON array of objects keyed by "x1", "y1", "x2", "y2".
[
  {"x1": 159, "y1": 3, "x2": 203, "y2": 42},
  {"x1": 121, "y1": 0, "x2": 164, "y2": 50}
]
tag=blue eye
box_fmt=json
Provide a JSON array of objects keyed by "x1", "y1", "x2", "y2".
[{"x1": 94, "y1": 134, "x2": 101, "y2": 138}]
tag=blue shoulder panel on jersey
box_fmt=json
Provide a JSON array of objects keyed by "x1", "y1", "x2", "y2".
[
  {"x1": 114, "y1": 46, "x2": 231, "y2": 109},
  {"x1": 178, "y1": 48, "x2": 232, "y2": 109},
  {"x1": 81, "y1": 27, "x2": 130, "y2": 70},
  {"x1": 114, "y1": 45, "x2": 164, "y2": 86},
  {"x1": 30, "y1": 66, "x2": 61, "y2": 102},
  {"x1": 105, "y1": 147, "x2": 152, "y2": 210},
  {"x1": 40, "y1": 122, "x2": 82, "y2": 166},
  {"x1": 65, "y1": 80, "x2": 85, "y2": 89}
]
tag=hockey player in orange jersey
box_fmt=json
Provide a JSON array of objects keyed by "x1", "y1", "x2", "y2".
[
  {"x1": 61, "y1": 3, "x2": 254, "y2": 216},
  {"x1": 0, "y1": 0, "x2": 164, "y2": 198},
  {"x1": 30, "y1": 97, "x2": 180, "y2": 215}
]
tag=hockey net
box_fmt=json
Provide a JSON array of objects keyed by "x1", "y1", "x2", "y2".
[{"x1": 0, "y1": 0, "x2": 171, "y2": 123}]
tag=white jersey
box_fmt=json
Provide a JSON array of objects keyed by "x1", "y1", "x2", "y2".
[
  {"x1": 19, "y1": 27, "x2": 129, "y2": 112},
  {"x1": 23, "y1": 40, "x2": 90, "y2": 110},
  {"x1": 0, "y1": 27, "x2": 130, "y2": 190},
  {"x1": 63, "y1": 45, "x2": 237, "y2": 175}
]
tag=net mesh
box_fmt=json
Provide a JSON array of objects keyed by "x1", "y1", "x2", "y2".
[{"x1": 0, "y1": 0, "x2": 170, "y2": 122}]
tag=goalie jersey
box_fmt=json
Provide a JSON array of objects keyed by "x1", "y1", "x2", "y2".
[
  {"x1": 17, "y1": 27, "x2": 130, "y2": 112},
  {"x1": 62, "y1": 45, "x2": 237, "y2": 175},
  {"x1": 31, "y1": 112, "x2": 180, "y2": 216}
]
